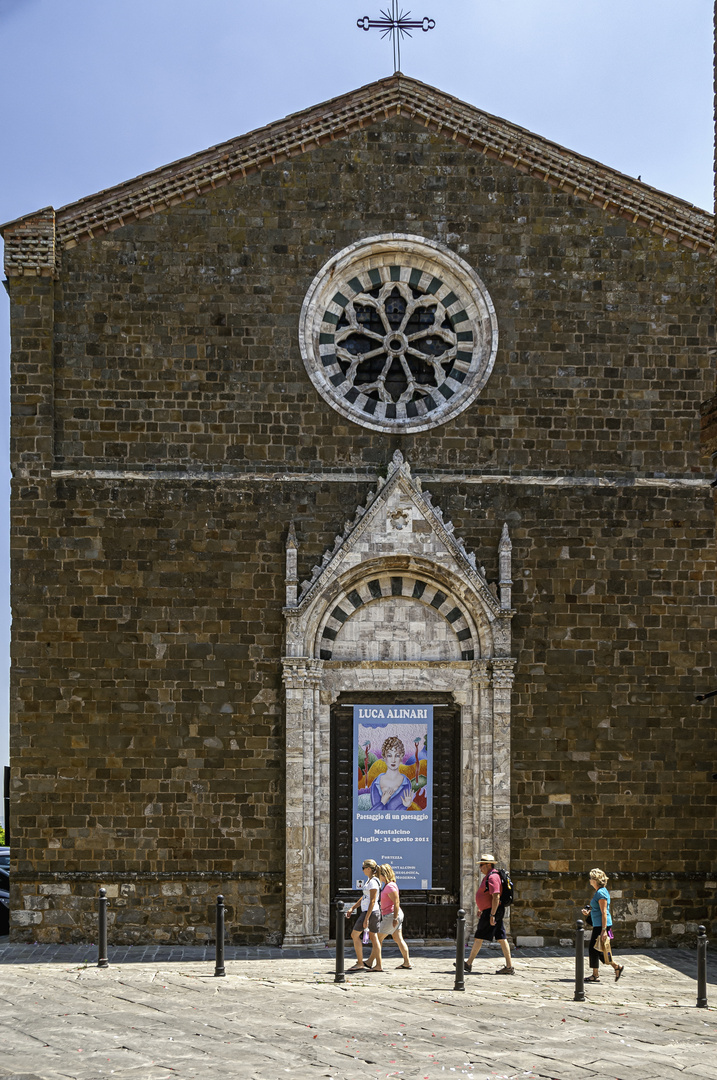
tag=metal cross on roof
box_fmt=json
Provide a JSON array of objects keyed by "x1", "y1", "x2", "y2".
[{"x1": 357, "y1": 1, "x2": 436, "y2": 74}]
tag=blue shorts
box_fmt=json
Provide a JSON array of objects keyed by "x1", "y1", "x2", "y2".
[{"x1": 475, "y1": 907, "x2": 506, "y2": 941}]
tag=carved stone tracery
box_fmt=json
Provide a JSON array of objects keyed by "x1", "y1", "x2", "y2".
[{"x1": 299, "y1": 237, "x2": 498, "y2": 434}]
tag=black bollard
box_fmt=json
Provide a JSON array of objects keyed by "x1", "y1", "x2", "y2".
[
  {"x1": 696, "y1": 924, "x2": 708, "y2": 1008},
  {"x1": 574, "y1": 919, "x2": 585, "y2": 1002},
  {"x1": 453, "y1": 908, "x2": 466, "y2": 991},
  {"x1": 214, "y1": 894, "x2": 226, "y2": 977},
  {"x1": 97, "y1": 887, "x2": 109, "y2": 969},
  {"x1": 335, "y1": 900, "x2": 346, "y2": 984}
]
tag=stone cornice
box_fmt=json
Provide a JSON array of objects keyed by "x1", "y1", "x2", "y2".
[
  {"x1": 471, "y1": 659, "x2": 491, "y2": 689},
  {"x1": 281, "y1": 657, "x2": 324, "y2": 689},
  {"x1": 2, "y1": 75, "x2": 713, "y2": 276},
  {"x1": 2, "y1": 207, "x2": 55, "y2": 277},
  {"x1": 43, "y1": 466, "x2": 713, "y2": 488},
  {"x1": 321, "y1": 659, "x2": 473, "y2": 669},
  {"x1": 491, "y1": 657, "x2": 516, "y2": 688}
]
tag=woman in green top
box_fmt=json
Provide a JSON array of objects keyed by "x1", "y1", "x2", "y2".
[{"x1": 581, "y1": 868, "x2": 624, "y2": 983}]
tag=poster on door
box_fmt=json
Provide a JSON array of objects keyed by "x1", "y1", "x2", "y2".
[{"x1": 352, "y1": 704, "x2": 433, "y2": 889}]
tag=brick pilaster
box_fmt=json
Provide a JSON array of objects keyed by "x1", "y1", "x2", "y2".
[{"x1": 9, "y1": 274, "x2": 55, "y2": 475}]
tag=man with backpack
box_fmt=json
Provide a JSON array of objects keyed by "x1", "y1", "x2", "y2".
[{"x1": 464, "y1": 854, "x2": 515, "y2": 975}]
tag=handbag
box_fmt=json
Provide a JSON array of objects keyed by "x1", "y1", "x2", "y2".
[{"x1": 601, "y1": 933, "x2": 613, "y2": 965}]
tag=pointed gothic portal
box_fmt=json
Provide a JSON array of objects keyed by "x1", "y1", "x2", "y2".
[{"x1": 282, "y1": 452, "x2": 516, "y2": 946}]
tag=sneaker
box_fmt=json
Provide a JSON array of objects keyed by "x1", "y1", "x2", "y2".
[{"x1": 495, "y1": 965, "x2": 515, "y2": 975}]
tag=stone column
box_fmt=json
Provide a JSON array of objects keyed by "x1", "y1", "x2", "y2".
[
  {"x1": 472, "y1": 660, "x2": 493, "y2": 858},
  {"x1": 467, "y1": 660, "x2": 491, "y2": 933},
  {"x1": 314, "y1": 682, "x2": 330, "y2": 938},
  {"x1": 282, "y1": 658, "x2": 324, "y2": 946},
  {"x1": 491, "y1": 658, "x2": 516, "y2": 872}
]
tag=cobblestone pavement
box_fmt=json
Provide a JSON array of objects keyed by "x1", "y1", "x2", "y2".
[{"x1": 0, "y1": 942, "x2": 714, "y2": 1080}]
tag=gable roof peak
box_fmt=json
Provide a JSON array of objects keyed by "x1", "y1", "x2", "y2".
[{"x1": 2, "y1": 73, "x2": 712, "y2": 276}]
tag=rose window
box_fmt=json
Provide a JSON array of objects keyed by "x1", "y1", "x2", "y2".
[
  {"x1": 299, "y1": 235, "x2": 498, "y2": 433},
  {"x1": 335, "y1": 278, "x2": 458, "y2": 409}
]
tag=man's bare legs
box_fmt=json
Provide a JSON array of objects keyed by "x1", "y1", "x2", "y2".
[
  {"x1": 495, "y1": 937, "x2": 514, "y2": 971},
  {"x1": 466, "y1": 936, "x2": 482, "y2": 969},
  {"x1": 466, "y1": 936, "x2": 513, "y2": 971}
]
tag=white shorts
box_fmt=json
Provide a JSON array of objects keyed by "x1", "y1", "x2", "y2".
[{"x1": 379, "y1": 908, "x2": 404, "y2": 936}]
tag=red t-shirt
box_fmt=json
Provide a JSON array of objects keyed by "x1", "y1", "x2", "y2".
[
  {"x1": 475, "y1": 869, "x2": 501, "y2": 912},
  {"x1": 380, "y1": 881, "x2": 399, "y2": 915}
]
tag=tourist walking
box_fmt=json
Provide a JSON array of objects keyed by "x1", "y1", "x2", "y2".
[
  {"x1": 582, "y1": 868, "x2": 624, "y2": 982},
  {"x1": 344, "y1": 858, "x2": 382, "y2": 973},
  {"x1": 366, "y1": 864, "x2": 412, "y2": 970},
  {"x1": 464, "y1": 854, "x2": 515, "y2": 974}
]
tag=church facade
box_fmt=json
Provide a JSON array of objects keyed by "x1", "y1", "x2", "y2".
[{"x1": 3, "y1": 76, "x2": 715, "y2": 945}]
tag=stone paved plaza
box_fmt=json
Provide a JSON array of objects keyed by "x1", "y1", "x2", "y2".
[{"x1": 0, "y1": 942, "x2": 714, "y2": 1080}]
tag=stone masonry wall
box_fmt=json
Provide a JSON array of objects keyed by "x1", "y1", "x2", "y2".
[
  {"x1": 13, "y1": 878, "x2": 282, "y2": 946},
  {"x1": 512, "y1": 873, "x2": 717, "y2": 948},
  {"x1": 8, "y1": 115, "x2": 717, "y2": 943},
  {"x1": 9, "y1": 477, "x2": 716, "y2": 942},
  {"x1": 50, "y1": 119, "x2": 712, "y2": 477}
]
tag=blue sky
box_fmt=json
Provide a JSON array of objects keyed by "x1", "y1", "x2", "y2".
[{"x1": 0, "y1": 0, "x2": 713, "y2": 806}]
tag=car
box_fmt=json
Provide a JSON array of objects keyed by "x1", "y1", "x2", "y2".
[
  {"x1": 0, "y1": 867, "x2": 8, "y2": 935},
  {"x1": 0, "y1": 847, "x2": 9, "y2": 871}
]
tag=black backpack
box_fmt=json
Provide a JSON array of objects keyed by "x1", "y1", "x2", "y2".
[{"x1": 484, "y1": 867, "x2": 514, "y2": 908}]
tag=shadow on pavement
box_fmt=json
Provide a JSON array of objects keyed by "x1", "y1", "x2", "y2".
[{"x1": 639, "y1": 948, "x2": 717, "y2": 985}]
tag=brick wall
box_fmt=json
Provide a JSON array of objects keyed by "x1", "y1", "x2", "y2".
[
  {"x1": 51, "y1": 121, "x2": 713, "y2": 477},
  {"x1": 8, "y1": 115, "x2": 717, "y2": 943}
]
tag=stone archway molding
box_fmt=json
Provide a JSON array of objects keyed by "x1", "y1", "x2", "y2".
[{"x1": 282, "y1": 452, "x2": 515, "y2": 945}]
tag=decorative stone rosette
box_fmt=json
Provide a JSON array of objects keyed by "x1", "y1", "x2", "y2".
[{"x1": 299, "y1": 234, "x2": 498, "y2": 433}]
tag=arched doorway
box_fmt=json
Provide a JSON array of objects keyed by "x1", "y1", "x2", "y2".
[
  {"x1": 330, "y1": 689, "x2": 461, "y2": 939},
  {"x1": 282, "y1": 454, "x2": 515, "y2": 946}
]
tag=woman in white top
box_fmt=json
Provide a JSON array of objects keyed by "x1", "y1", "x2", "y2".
[{"x1": 344, "y1": 857, "x2": 382, "y2": 973}]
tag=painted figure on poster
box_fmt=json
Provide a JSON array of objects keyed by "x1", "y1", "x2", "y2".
[
  {"x1": 369, "y1": 737, "x2": 414, "y2": 811},
  {"x1": 357, "y1": 725, "x2": 428, "y2": 814}
]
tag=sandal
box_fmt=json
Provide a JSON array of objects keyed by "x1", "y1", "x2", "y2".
[
  {"x1": 615, "y1": 965, "x2": 624, "y2": 982},
  {"x1": 585, "y1": 975, "x2": 601, "y2": 983},
  {"x1": 346, "y1": 964, "x2": 366, "y2": 973},
  {"x1": 396, "y1": 963, "x2": 413, "y2": 969}
]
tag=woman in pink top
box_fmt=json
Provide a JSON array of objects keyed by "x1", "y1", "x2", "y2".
[{"x1": 366, "y1": 864, "x2": 412, "y2": 970}]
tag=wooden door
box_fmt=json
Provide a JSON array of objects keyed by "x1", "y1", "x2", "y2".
[{"x1": 330, "y1": 691, "x2": 461, "y2": 939}]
